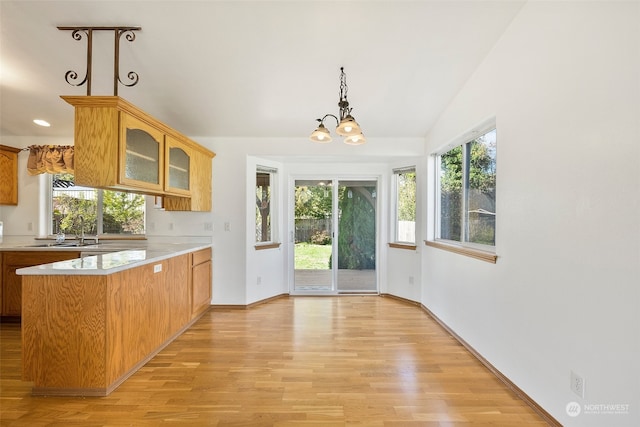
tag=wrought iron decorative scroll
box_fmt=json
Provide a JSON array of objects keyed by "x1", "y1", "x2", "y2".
[{"x1": 57, "y1": 26, "x2": 142, "y2": 96}]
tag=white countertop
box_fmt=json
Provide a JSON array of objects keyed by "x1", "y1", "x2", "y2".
[{"x1": 15, "y1": 242, "x2": 211, "y2": 276}]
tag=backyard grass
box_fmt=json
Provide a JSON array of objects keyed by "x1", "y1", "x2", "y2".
[{"x1": 295, "y1": 243, "x2": 332, "y2": 269}]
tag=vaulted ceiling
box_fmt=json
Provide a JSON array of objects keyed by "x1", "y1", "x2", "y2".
[{"x1": 0, "y1": 1, "x2": 525, "y2": 140}]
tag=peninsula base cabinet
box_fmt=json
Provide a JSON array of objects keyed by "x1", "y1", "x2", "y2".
[{"x1": 21, "y1": 249, "x2": 212, "y2": 396}]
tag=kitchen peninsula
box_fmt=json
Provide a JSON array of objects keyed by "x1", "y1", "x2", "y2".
[{"x1": 15, "y1": 242, "x2": 212, "y2": 396}]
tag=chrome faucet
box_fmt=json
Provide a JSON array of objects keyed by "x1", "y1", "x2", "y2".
[
  {"x1": 55, "y1": 218, "x2": 65, "y2": 243},
  {"x1": 77, "y1": 215, "x2": 85, "y2": 245}
]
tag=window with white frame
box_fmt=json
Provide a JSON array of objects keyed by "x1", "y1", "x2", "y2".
[
  {"x1": 393, "y1": 166, "x2": 416, "y2": 244},
  {"x1": 436, "y1": 127, "x2": 496, "y2": 248},
  {"x1": 255, "y1": 166, "x2": 277, "y2": 243},
  {"x1": 51, "y1": 173, "x2": 145, "y2": 236}
]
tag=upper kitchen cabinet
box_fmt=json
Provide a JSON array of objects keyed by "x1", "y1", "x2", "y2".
[
  {"x1": 0, "y1": 145, "x2": 20, "y2": 205},
  {"x1": 163, "y1": 136, "x2": 213, "y2": 212},
  {"x1": 164, "y1": 135, "x2": 191, "y2": 197},
  {"x1": 62, "y1": 96, "x2": 215, "y2": 210},
  {"x1": 120, "y1": 113, "x2": 164, "y2": 193}
]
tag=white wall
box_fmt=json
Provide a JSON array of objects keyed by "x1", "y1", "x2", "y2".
[
  {"x1": 422, "y1": 2, "x2": 639, "y2": 426},
  {"x1": 385, "y1": 157, "x2": 425, "y2": 302},
  {"x1": 194, "y1": 137, "x2": 249, "y2": 305},
  {"x1": 246, "y1": 155, "x2": 287, "y2": 305}
]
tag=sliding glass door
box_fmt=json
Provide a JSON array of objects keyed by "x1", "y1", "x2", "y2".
[
  {"x1": 293, "y1": 178, "x2": 377, "y2": 294},
  {"x1": 293, "y1": 179, "x2": 333, "y2": 291},
  {"x1": 336, "y1": 180, "x2": 377, "y2": 292}
]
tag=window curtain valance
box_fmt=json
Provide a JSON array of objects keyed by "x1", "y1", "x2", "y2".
[{"x1": 26, "y1": 145, "x2": 74, "y2": 176}]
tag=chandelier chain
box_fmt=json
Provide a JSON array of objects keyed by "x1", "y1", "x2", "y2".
[{"x1": 338, "y1": 67, "x2": 351, "y2": 119}]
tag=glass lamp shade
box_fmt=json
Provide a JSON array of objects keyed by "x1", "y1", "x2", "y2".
[
  {"x1": 335, "y1": 115, "x2": 361, "y2": 136},
  {"x1": 344, "y1": 132, "x2": 366, "y2": 145},
  {"x1": 309, "y1": 123, "x2": 333, "y2": 143}
]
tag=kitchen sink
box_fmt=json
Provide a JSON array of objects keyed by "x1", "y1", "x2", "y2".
[{"x1": 25, "y1": 242, "x2": 100, "y2": 248}]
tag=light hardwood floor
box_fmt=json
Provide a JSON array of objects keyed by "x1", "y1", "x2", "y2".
[{"x1": 1, "y1": 296, "x2": 550, "y2": 426}]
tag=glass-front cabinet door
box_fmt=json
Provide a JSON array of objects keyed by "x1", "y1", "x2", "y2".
[
  {"x1": 119, "y1": 113, "x2": 164, "y2": 192},
  {"x1": 164, "y1": 135, "x2": 191, "y2": 196}
]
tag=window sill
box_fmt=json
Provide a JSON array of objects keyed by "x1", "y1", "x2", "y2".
[
  {"x1": 95, "y1": 235, "x2": 147, "y2": 241},
  {"x1": 424, "y1": 240, "x2": 497, "y2": 264},
  {"x1": 388, "y1": 242, "x2": 417, "y2": 251},
  {"x1": 254, "y1": 243, "x2": 281, "y2": 251}
]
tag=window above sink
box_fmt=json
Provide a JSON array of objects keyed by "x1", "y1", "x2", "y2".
[{"x1": 50, "y1": 173, "x2": 146, "y2": 238}]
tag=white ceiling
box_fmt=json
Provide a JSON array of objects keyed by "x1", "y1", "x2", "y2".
[{"x1": 0, "y1": 1, "x2": 525, "y2": 140}]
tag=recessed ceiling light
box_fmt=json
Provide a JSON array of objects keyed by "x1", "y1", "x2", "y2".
[{"x1": 33, "y1": 119, "x2": 51, "y2": 127}]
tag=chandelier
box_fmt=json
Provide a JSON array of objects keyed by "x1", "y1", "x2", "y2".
[{"x1": 309, "y1": 67, "x2": 366, "y2": 145}]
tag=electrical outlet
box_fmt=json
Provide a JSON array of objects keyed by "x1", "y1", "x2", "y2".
[
  {"x1": 408, "y1": 276, "x2": 414, "y2": 284},
  {"x1": 204, "y1": 222, "x2": 213, "y2": 231},
  {"x1": 257, "y1": 276, "x2": 262, "y2": 285},
  {"x1": 571, "y1": 370, "x2": 585, "y2": 398}
]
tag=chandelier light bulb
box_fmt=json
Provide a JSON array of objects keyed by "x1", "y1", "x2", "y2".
[
  {"x1": 344, "y1": 132, "x2": 366, "y2": 145},
  {"x1": 336, "y1": 115, "x2": 361, "y2": 136},
  {"x1": 309, "y1": 123, "x2": 333, "y2": 143}
]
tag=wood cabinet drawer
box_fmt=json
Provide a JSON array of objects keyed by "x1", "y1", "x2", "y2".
[{"x1": 191, "y1": 247, "x2": 211, "y2": 266}]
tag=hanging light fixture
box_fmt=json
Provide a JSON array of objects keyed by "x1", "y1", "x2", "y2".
[{"x1": 309, "y1": 67, "x2": 366, "y2": 145}]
